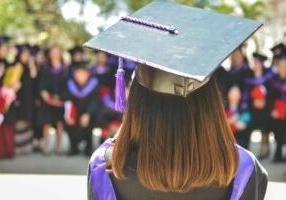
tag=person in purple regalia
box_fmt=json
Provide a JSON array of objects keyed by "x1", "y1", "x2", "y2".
[
  {"x1": 268, "y1": 48, "x2": 286, "y2": 162},
  {"x1": 38, "y1": 45, "x2": 67, "y2": 154},
  {"x1": 64, "y1": 61, "x2": 102, "y2": 156},
  {"x1": 225, "y1": 46, "x2": 250, "y2": 92},
  {"x1": 89, "y1": 51, "x2": 122, "y2": 142},
  {"x1": 85, "y1": 2, "x2": 267, "y2": 200},
  {"x1": 242, "y1": 52, "x2": 274, "y2": 159}
]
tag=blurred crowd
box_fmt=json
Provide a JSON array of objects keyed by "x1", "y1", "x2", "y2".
[
  {"x1": 0, "y1": 36, "x2": 135, "y2": 157},
  {"x1": 217, "y1": 42, "x2": 286, "y2": 163},
  {"x1": 1, "y1": 34, "x2": 286, "y2": 163}
]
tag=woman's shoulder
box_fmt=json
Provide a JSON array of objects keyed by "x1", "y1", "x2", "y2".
[
  {"x1": 89, "y1": 138, "x2": 115, "y2": 169},
  {"x1": 235, "y1": 145, "x2": 268, "y2": 200}
]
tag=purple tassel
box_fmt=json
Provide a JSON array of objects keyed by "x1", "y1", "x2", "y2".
[{"x1": 115, "y1": 57, "x2": 126, "y2": 112}]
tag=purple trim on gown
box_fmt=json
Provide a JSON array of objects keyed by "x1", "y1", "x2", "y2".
[
  {"x1": 230, "y1": 145, "x2": 255, "y2": 200},
  {"x1": 67, "y1": 78, "x2": 98, "y2": 98},
  {"x1": 89, "y1": 139, "x2": 117, "y2": 200},
  {"x1": 89, "y1": 140, "x2": 255, "y2": 200}
]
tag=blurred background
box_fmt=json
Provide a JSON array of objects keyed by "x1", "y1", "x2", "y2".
[{"x1": 0, "y1": 1, "x2": 286, "y2": 199}]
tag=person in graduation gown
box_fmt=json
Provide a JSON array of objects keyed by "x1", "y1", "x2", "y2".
[
  {"x1": 89, "y1": 51, "x2": 122, "y2": 142},
  {"x1": 86, "y1": 2, "x2": 267, "y2": 200},
  {"x1": 225, "y1": 46, "x2": 250, "y2": 91},
  {"x1": 4, "y1": 45, "x2": 37, "y2": 154},
  {"x1": 64, "y1": 61, "x2": 102, "y2": 156},
  {"x1": 28, "y1": 46, "x2": 44, "y2": 151},
  {"x1": 268, "y1": 50, "x2": 286, "y2": 162},
  {"x1": 38, "y1": 45, "x2": 67, "y2": 154},
  {"x1": 242, "y1": 53, "x2": 274, "y2": 159},
  {"x1": 225, "y1": 85, "x2": 251, "y2": 148}
]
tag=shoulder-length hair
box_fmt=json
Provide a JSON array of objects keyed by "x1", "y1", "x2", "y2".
[{"x1": 111, "y1": 75, "x2": 238, "y2": 193}]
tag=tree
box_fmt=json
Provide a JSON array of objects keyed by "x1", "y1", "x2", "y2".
[
  {"x1": 0, "y1": 0, "x2": 90, "y2": 47},
  {"x1": 237, "y1": 0, "x2": 266, "y2": 20}
]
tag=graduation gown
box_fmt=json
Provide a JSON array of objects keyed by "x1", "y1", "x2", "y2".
[
  {"x1": 87, "y1": 139, "x2": 268, "y2": 200},
  {"x1": 65, "y1": 77, "x2": 101, "y2": 125},
  {"x1": 65, "y1": 77, "x2": 102, "y2": 154},
  {"x1": 267, "y1": 74, "x2": 286, "y2": 160},
  {"x1": 242, "y1": 68, "x2": 274, "y2": 132},
  {"x1": 268, "y1": 74, "x2": 286, "y2": 130},
  {"x1": 37, "y1": 65, "x2": 67, "y2": 125},
  {"x1": 90, "y1": 65, "x2": 122, "y2": 127},
  {"x1": 225, "y1": 62, "x2": 249, "y2": 92},
  {"x1": 3, "y1": 62, "x2": 34, "y2": 123}
]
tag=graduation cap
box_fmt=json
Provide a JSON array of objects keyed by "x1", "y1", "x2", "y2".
[
  {"x1": 30, "y1": 45, "x2": 41, "y2": 56},
  {"x1": 277, "y1": 49, "x2": 286, "y2": 60},
  {"x1": 84, "y1": 1, "x2": 262, "y2": 112},
  {"x1": 271, "y1": 43, "x2": 286, "y2": 59},
  {"x1": 0, "y1": 36, "x2": 11, "y2": 45},
  {"x1": 69, "y1": 46, "x2": 84, "y2": 56},
  {"x1": 253, "y1": 52, "x2": 267, "y2": 62},
  {"x1": 15, "y1": 44, "x2": 31, "y2": 55}
]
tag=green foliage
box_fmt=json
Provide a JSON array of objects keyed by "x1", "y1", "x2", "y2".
[
  {"x1": 93, "y1": 0, "x2": 116, "y2": 15},
  {"x1": 125, "y1": 0, "x2": 153, "y2": 11},
  {"x1": 0, "y1": 0, "x2": 267, "y2": 47},
  {"x1": 0, "y1": 0, "x2": 35, "y2": 34},
  {"x1": 0, "y1": 0, "x2": 90, "y2": 47},
  {"x1": 237, "y1": 0, "x2": 266, "y2": 20}
]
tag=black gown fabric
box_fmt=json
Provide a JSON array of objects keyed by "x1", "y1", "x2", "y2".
[
  {"x1": 267, "y1": 74, "x2": 286, "y2": 161},
  {"x1": 242, "y1": 69, "x2": 272, "y2": 133},
  {"x1": 224, "y1": 62, "x2": 250, "y2": 92},
  {"x1": 91, "y1": 65, "x2": 122, "y2": 128},
  {"x1": 37, "y1": 65, "x2": 67, "y2": 125},
  {"x1": 88, "y1": 150, "x2": 267, "y2": 200}
]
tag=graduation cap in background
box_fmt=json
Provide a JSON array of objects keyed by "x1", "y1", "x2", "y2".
[
  {"x1": 252, "y1": 52, "x2": 267, "y2": 63},
  {"x1": 277, "y1": 49, "x2": 286, "y2": 60},
  {"x1": 69, "y1": 46, "x2": 84, "y2": 56},
  {"x1": 84, "y1": 1, "x2": 262, "y2": 112},
  {"x1": 30, "y1": 45, "x2": 41, "y2": 56},
  {"x1": 0, "y1": 36, "x2": 11, "y2": 45},
  {"x1": 271, "y1": 43, "x2": 286, "y2": 59},
  {"x1": 15, "y1": 44, "x2": 31, "y2": 54}
]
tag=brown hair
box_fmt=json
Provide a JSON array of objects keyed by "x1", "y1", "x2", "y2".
[{"x1": 111, "y1": 76, "x2": 238, "y2": 192}]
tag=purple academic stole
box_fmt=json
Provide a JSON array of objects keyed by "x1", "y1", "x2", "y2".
[
  {"x1": 67, "y1": 78, "x2": 98, "y2": 98},
  {"x1": 89, "y1": 140, "x2": 255, "y2": 200}
]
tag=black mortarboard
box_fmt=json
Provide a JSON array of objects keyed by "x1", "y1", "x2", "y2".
[
  {"x1": 69, "y1": 46, "x2": 84, "y2": 55},
  {"x1": 253, "y1": 52, "x2": 267, "y2": 62},
  {"x1": 271, "y1": 43, "x2": 286, "y2": 58},
  {"x1": 0, "y1": 36, "x2": 11, "y2": 45},
  {"x1": 16, "y1": 44, "x2": 31, "y2": 54},
  {"x1": 71, "y1": 61, "x2": 89, "y2": 70},
  {"x1": 276, "y1": 49, "x2": 286, "y2": 60},
  {"x1": 84, "y1": 1, "x2": 262, "y2": 112},
  {"x1": 30, "y1": 45, "x2": 41, "y2": 56}
]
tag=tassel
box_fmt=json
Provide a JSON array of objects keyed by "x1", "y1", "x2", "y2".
[{"x1": 114, "y1": 57, "x2": 126, "y2": 112}]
